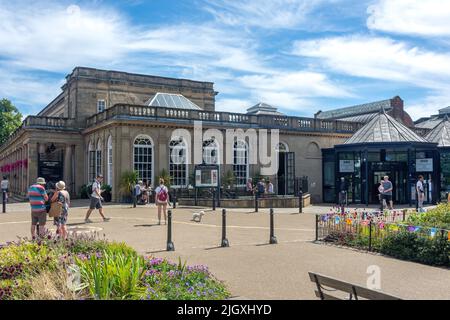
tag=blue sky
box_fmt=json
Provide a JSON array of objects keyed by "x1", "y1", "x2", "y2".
[{"x1": 1, "y1": 0, "x2": 450, "y2": 120}]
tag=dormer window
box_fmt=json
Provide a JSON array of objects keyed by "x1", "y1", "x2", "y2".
[{"x1": 97, "y1": 99, "x2": 106, "y2": 113}]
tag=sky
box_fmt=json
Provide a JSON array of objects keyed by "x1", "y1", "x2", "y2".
[{"x1": 0, "y1": 0, "x2": 450, "y2": 120}]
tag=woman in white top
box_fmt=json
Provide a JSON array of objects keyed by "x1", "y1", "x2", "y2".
[{"x1": 155, "y1": 178, "x2": 169, "y2": 225}]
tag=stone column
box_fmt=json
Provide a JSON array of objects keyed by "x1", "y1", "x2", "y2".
[
  {"x1": 27, "y1": 143, "x2": 39, "y2": 187},
  {"x1": 64, "y1": 145, "x2": 73, "y2": 194}
]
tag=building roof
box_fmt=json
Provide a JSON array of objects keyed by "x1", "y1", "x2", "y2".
[
  {"x1": 316, "y1": 98, "x2": 392, "y2": 120},
  {"x1": 414, "y1": 116, "x2": 443, "y2": 129},
  {"x1": 425, "y1": 117, "x2": 450, "y2": 147},
  {"x1": 146, "y1": 93, "x2": 201, "y2": 110},
  {"x1": 246, "y1": 102, "x2": 284, "y2": 115},
  {"x1": 439, "y1": 106, "x2": 450, "y2": 115},
  {"x1": 345, "y1": 112, "x2": 428, "y2": 144}
]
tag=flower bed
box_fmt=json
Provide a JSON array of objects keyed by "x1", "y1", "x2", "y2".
[
  {"x1": 0, "y1": 235, "x2": 230, "y2": 300},
  {"x1": 318, "y1": 206, "x2": 450, "y2": 267}
]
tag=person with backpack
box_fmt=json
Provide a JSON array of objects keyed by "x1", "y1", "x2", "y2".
[
  {"x1": 84, "y1": 174, "x2": 110, "y2": 223},
  {"x1": 155, "y1": 178, "x2": 168, "y2": 225}
]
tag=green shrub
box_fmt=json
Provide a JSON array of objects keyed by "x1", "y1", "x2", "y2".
[
  {"x1": 75, "y1": 248, "x2": 146, "y2": 300},
  {"x1": 380, "y1": 231, "x2": 449, "y2": 266},
  {"x1": 407, "y1": 203, "x2": 450, "y2": 229}
]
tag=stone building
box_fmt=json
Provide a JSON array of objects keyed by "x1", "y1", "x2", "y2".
[{"x1": 1, "y1": 66, "x2": 441, "y2": 204}]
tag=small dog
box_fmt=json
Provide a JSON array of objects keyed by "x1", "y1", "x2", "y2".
[{"x1": 192, "y1": 211, "x2": 205, "y2": 223}]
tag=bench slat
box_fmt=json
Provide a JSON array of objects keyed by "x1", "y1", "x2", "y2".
[{"x1": 309, "y1": 272, "x2": 401, "y2": 300}]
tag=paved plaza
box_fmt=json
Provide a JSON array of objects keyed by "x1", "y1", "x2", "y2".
[{"x1": 0, "y1": 201, "x2": 449, "y2": 300}]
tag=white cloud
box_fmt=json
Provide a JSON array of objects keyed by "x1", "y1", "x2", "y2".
[
  {"x1": 292, "y1": 35, "x2": 450, "y2": 90},
  {"x1": 203, "y1": 0, "x2": 316, "y2": 29},
  {"x1": 0, "y1": 65, "x2": 63, "y2": 113},
  {"x1": 215, "y1": 98, "x2": 253, "y2": 113},
  {"x1": 367, "y1": 0, "x2": 450, "y2": 36},
  {"x1": 407, "y1": 92, "x2": 450, "y2": 120},
  {"x1": 0, "y1": 1, "x2": 352, "y2": 116}
]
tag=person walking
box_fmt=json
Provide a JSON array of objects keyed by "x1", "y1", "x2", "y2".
[
  {"x1": 133, "y1": 180, "x2": 143, "y2": 206},
  {"x1": 382, "y1": 176, "x2": 394, "y2": 210},
  {"x1": 51, "y1": 181, "x2": 71, "y2": 239},
  {"x1": 155, "y1": 178, "x2": 169, "y2": 225},
  {"x1": 1, "y1": 176, "x2": 9, "y2": 202},
  {"x1": 416, "y1": 175, "x2": 425, "y2": 211},
  {"x1": 378, "y1": 180, "x2": 386, "y2": 210},
  {"x1": 85, "y1": 174, "x2": 110, "y2": 223},
  {"x1": 28, "y1": 177, "x2": 49, "y2": 239},
  {"x1": 338, "y1": 177, "x2": 348, "y2": 207}
]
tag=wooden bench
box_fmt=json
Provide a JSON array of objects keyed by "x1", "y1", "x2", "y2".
[{"x1": 309, "y1": 272, "x2": 402, "y2": 300}]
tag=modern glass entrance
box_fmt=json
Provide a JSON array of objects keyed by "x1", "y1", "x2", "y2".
[{"x1": 369, "y1": 162, "x2": 407, "y2": 204}]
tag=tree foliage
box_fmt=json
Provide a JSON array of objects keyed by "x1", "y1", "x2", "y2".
[{"x1": 0, "y1": 99, "x2": 23, "y2": 145}]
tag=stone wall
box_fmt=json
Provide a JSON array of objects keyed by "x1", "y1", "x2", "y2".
[
  {"x1": 178, "y1": 194, "x2": 311, "y2": 208},
  {"x1": 39, "y1": 67, "x2": 216, "y2": 122}
]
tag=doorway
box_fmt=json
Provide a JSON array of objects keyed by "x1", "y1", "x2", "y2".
[
  {"x1": 369, "y1": 163, "x2": 407, "y2": 204},
  {"x1": 277, "y1": 152, "x2": 295, "y2": 195}
]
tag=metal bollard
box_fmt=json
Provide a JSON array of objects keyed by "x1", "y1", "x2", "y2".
[
  {"x1": 368, "y1": 220, "x2": 372, "y2": 252},
  {"x1": 269, "y1": 208, "x2": 277, "y2": 244},
  {"x1": 298, "y1": 189, "x2": 303, "y2": 213},
  {"x1": 315, "y1": 214, "x2": 319, "y2": 242},
  {"x1": 166, "y1": 210, "x2": 175, "y2": 251},
  {"x1": 221, "y1": 209, "x2": 229, "y2": 247},
  {"x1": 255, "y1": 192, "x2": 259, "y2": 213},
  {"x1": 172, "y1": 191, "x2": 177, "y2": 209},
  {"x1": 212, "y1": 189, "x2": 216, "y2": 211},
  {"x1": 2, "y1": 190, "x2": 5, "y2": 213}
]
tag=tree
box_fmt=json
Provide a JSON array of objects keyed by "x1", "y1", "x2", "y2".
[{"x1": 0, "y1": 99, "x2": 23, "y2": 145}]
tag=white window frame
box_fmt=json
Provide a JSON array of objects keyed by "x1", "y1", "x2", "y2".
[
  {"x1": 202, "y1": 139, "x2": 220, "y2": 165},
  {"x1": 233, "y1": 140, "x2": 249, "y2": 187},
  {"x1": 97, "y1": 99, "x2": 106, "y2": 113},
  {"x1": 133, "y1": 135, "x2": 154, "y2": 187},
  {"x1": 107, "y1": 135, "x2": 113, "y2": 186},
  {"x1": 169, "y1": 138, "x2": 188, "y2": 188}
]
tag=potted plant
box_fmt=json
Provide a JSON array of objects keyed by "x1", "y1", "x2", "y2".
[
  {"x1": 157, "y1": 169, "x2": 172, "y2": 189},
  {"x1": 223, "y1": 170, "x2": 235, "y2": 189},
  {"x1": 101, "y1": 184, "x2": 112, "y2": 202},
  {"x1": 119, "y1": 170, "x2": 139, "y2": 203},
  {"x1": 80, "y1": 184, "x2": 93, "y2": 199}
]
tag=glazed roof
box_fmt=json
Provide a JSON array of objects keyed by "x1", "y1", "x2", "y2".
[
  {"x1": 246, "y1": 102, "x2": 284, "y2": 115},
  {"x1": 316, "y1": 99, "x2": 392, "y2": 120},
  {"x1": 345, "y1": 112, "x2": 427, "y2": 144},
  {"x1": 146, "y1": 93, "x2": 201, "y2": 110},
  {"x1": 425, "y1": 117, "x2": 450, "y2": 147}
]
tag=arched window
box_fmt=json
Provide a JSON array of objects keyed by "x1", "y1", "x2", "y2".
[
  {"x1": 134, "y1": 135, "x2": 153, "y2": 186},
  {"x1": 275, "y1": 142, "x2": 289, "y2": 153},
  {"x1": 169, "y1": 138, "x2": 188, "y2": 188},
  {"x1": 96, "y1": 139, "x2": 103, "y2": 178},
  {"x1": 107, "y1": 136, "x2": 113, "y2": 186},
  {"x1": 88, "y1": 141, "x2": 96, "y2": 181},
  {"x1": 233, "y1": 140, "x2": 248, "y2": 186},
  {"x1": 203, "y1": 139, "x2": 219, "y2": 165}
]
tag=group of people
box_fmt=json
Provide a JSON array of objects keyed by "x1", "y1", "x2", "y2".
[
  {"x1": 28, "y1": 177, "x2": 70, "y2": 239},
  {"x1": 338, "y1": 174, "x2": 432, "y2": 210},
  {"x1": 133, "y1": 180, "x2": 153, "y2": 205},
  {"x1": 246, "y1": 178, "x2": 274, "y2": 197},
  {"x1": 25, "y1": 173, "x2": 172, "y2": 239}
]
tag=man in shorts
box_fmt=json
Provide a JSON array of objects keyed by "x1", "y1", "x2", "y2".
[
  {"x1": 84, "y1": 174, "x2": 110, "y2": 223},
  {"x1": 28, "y1": 177, "x2": 49, "y2": 238},
  {"x1": 382, "y1": 176, "x2": 394, "y2": 210}
]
